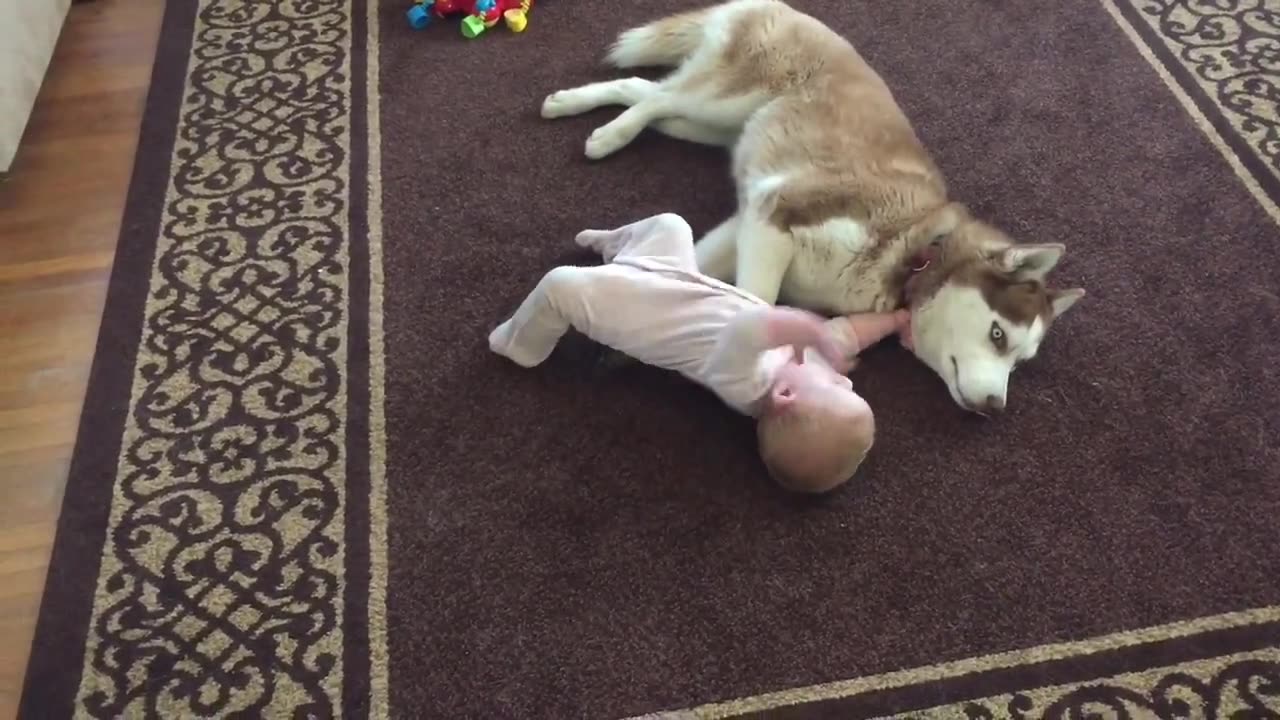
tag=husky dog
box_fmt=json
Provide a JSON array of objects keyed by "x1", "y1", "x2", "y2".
[{"x1": 540, "y1": 0, "x2": 1085, "y2": 414}]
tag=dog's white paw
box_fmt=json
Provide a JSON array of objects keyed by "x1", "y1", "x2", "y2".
[
  {"x1": 584, "y1": 125, "x2": 627, "y2": 160},
  {"x1": 541, "y1": 91, "x2": 583, "y2": 119}
]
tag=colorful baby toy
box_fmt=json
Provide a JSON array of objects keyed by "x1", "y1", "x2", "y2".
[{"x1": 407, "y1": 0, "x2": 534, "y2": 38}]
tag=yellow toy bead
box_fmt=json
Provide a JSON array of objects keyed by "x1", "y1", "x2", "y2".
[{"x1": 503, "y1": 8, "x2": 527, "y2": 32}]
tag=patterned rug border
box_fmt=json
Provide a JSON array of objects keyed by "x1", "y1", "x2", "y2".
[
  {"x1": 631, "y1": 606, "x2": 1280, "y2": 719},
  {"x1": 19, "y1": 0, "x2": 378, "y2": 716},
  {"x1": 1103, "y1": 0, "x2": 1280, "y2": 226}
]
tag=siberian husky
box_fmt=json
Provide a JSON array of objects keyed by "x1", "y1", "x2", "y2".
[{"x1": 540, "y1": 0, "x2": 1085, "y2": 414}]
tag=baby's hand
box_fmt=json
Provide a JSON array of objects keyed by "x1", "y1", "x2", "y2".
[
  {"x1": 839, "y1": 310, "x2": 909, "y2": 352},
  {"x1": 763, "y1": 307, "x2": 850, "y2": 371}
]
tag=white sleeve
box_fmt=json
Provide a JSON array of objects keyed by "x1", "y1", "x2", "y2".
[{"x1": 699, "y1": 306, "x2": 776, "y2": 385}]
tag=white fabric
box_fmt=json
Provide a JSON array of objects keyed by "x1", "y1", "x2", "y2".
[{"x1": 0, "y1": 0, "x2": 70, "y2": 170}]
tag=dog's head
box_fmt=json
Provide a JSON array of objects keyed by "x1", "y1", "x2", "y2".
[{"x1": 902, "y1": 218, "x2": 1085, "y2": 415}]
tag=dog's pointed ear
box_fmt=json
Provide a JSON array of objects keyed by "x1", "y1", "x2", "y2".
[
  {"x1": 1049, "y1": 287, "x2": 1085, "y2": 318},
  {"x1": 999, "y1": 243, "x2": 1065, "y2": 281}
]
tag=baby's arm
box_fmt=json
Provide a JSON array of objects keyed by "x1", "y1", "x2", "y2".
[
  {"x1": 825, "y1": 310, "x2": 910, "y2": 363},
  {"x1": 705, "y1": 306, "x2": 850, "y2": 377}
]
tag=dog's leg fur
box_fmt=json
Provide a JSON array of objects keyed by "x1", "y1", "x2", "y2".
[
  {"x1": 694, "y1": 215, "x2": 741, "y2": 281},
  {"x1": 651, "y1": 119, "x2": 739, "y2": 147},
  {"x1": 733, "y1": 208, "x2": 794, "y2": 304},
  {"x1": 574, "y1": 74, "x2": 765, "y2": 159},
  {"x1": 541, "y1": 78, "x2": 656, "y2": 119},
  {"x1": 542, "y1": 79, "x2": 737, "y2": 147},
  {"x1": 583, "y1": 101, "x2": 672, "y2": 159},
  {"x1": 545, "y1": 2, "x2": 771, "y2": 159}
]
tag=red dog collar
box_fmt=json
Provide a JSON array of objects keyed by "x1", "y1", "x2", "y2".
[
  {"x1": 907, "y1": 244, "x2": 936, "y2": 273},
  {"x1": 902, "y1": 241, "x2": 940, "y2": 305}
]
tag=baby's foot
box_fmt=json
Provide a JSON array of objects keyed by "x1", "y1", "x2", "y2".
[
  {"x1": 488, "y1": 321, "x2": 550, "y2": 368},
  {"x1": 575, "y1": 214, "x2": 675, "y2": 260},
  {"x1": 576, "y1": 215, "x2": 690, "y2": 262},
  {"x1": 574, "y1": 227, "x2": 631, "y2": 259}
]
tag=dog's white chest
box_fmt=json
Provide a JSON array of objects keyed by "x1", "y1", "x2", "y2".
[{"x1": 782, "y1": 219, "x2": 896, "y2": 314}]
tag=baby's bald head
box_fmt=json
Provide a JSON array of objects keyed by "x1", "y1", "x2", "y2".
[{"x1": 756, "y1": 390, "x2": 875, "y2": 494}]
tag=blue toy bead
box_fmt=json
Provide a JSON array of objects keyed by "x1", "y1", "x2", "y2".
[
  {"x1": 407, "y1": 4, "x2": 433, "y2": 29},
  {"x1": 476, "y1": 0, "x2": 495, "y2": 11}
]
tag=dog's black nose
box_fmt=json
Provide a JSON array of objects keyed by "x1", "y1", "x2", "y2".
[{"x1": 985, "y1": 395, "x2": 1006, "y2": 414}]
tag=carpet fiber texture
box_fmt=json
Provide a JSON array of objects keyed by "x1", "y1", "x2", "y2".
[{"x1": 19, "y1": 0, "x2": 1280, "y2": 717}]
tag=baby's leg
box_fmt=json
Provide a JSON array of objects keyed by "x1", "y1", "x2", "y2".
[
  {"x1": 575, "y1": 213, "x2": 697, "y2": 271},
  {"x1": 489, "y1": 266, "x2": 595, "y2": 367}
]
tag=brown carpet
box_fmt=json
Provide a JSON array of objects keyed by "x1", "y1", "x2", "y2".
[{"x1": 19, "y1": 0, "x2": 1280, "y2": 717}]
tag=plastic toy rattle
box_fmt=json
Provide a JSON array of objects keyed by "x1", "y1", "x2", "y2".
[{"x1": 407, "y1": 0, "x2": 533, "y2": 38}]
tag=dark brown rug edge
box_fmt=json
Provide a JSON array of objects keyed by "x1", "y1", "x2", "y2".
[
  {"x1": 17, "y1": 2, "x2": 199, "y2": 716},
  {"x1": 344, "y1": 0, "x2": 375, "y2": 714}
]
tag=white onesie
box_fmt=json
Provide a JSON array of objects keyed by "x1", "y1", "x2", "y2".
[{"x1": 488, "y1": 214, "x2": 855, "y2": 415}]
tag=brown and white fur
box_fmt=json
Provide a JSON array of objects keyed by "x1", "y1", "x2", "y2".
[{"x1": 541, "y1": 0, "x2": 1085, "y2": 414}]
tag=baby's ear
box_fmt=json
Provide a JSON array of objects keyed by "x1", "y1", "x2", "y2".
[{"x1": 770, "y1": 382, "x2": 797, "y2": 410}]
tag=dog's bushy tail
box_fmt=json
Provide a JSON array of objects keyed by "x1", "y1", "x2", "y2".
[{"x1": 606, "y1": 8, "x2": 712, "y2": 68}]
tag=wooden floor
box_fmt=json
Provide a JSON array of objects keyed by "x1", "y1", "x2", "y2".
[{"x1": 0, "y1": 0, "x2": 164, "y2": 715}]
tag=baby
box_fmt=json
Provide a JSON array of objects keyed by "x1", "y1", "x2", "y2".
[{"x1": 489, "y1": 213, "x2": 908, "y2": 493}]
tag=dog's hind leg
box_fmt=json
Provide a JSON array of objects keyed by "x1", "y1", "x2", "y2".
[
  {"x1": 651, "y1": 118, "x2": 739, "y2": 147},
  {"x1": 580, "y1": 74, "x2": 766, "y2": 159},
  {"x1": 543, "y1": 78, "x2": 737, "y2": 147},
  {"x1": 582, "y1": 97, "x2": 676, "y2": 159},
  {"x1": 542, "y1": 77, "x2": 658, "y2": 119}
]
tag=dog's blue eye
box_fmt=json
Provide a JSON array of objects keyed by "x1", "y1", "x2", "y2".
[{"x1": 989, "y1": 322, "x2": 1007, "y2": 350}]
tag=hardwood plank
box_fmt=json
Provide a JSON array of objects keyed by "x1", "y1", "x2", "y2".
[
  {"x1": 0, "y1": 251, "x2": 115, "y2": 284},
  {"x1": 0, "y1": 0, "x2": 163, "y2": 716}
]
